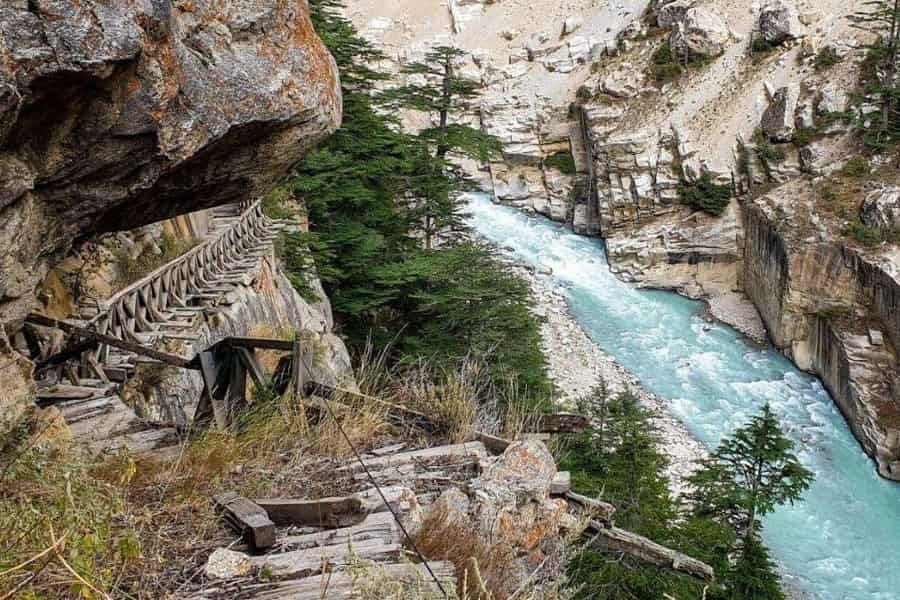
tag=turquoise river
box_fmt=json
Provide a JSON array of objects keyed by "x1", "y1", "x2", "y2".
[{"x1": 466, "y1": 193, "x2": 900, "y2": 600}]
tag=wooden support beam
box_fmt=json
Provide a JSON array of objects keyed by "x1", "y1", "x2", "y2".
[
  {"x1": 291, "y1": 340, "x2": 304, "y2": 398},
  {"x1": 586, "y1": 522, "x2": 715, "y2": 582},
  {"x1": 550, "y1": 471, "x2": 571, "y2": 495},
  {"x1": 26, "y1": 314, "x2": 194, "y2": 369},
  {"x1": 253, "y1": 496, "x2": 364, "y2": 528},
  {"x1": 531, "y1": 413, "x2": 590, "y2": 434},
  {"x1": 225, "y1": 336, "x2": 296, "y2": 352},
  {"x1": 33, "y1": 338, "x2": 98, "y2": 371},
  {"x1": 565, "y1": 491, "x2": 616, "y2": 524},
  {"x1": 213, "y1": 491, "x2": 276, "y2": 550},
  {"x1": 236, "y1": 347, "x2": 268, "y2": 391}
]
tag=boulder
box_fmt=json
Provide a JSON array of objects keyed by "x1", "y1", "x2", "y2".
[
  {"x1": 669, "y1": 7, "x2": 730, "y2": 59},
  {"x1": 0, "y1": 0, "x2": 341, "y2": 329},
  {"x1": 761, "y1": 85, "x2": 799, "y2": 142},
  {"x1": 657, "y1": 0, "x2": 694, "y2": 29},
  {"x1": 563, "y1": 16, "x2": 583, "y2": 36},
  {"x1": 759, "y1": 0, "x2": 805, "y2": 45},
  {"x1": 479, "y1": 439, "x2": 556, "y2": 502},
  {"x1": 861, "y1": 186, "x2": 900, "y2": 231},
  {"x1": 818, "y1": 85, "x2": 849, "y2": 115},
  {"x1": 204, "y1": 548, "x2": 253, "y2": 579}
]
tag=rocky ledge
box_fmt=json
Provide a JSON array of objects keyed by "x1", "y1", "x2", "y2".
[{"x1": 0, "y1": 0, "x2": 341, "y2": 329}]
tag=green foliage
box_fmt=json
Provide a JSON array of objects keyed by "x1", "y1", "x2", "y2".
[
  {"x1": 678, "y1": 172, "x2": 733, "y2": 215},
  {"x1": 281, "y1": 0, "x2": 551, "y2": 398},
  {"x1": 850, "y1": 2, "x2": 900, "y2": 148},
  {"x1": 688, "y1": 404, "x2": 813, "y2": 541},
  {"x1": 814, "y1": 46, "x2": 843, "y2": 71},
  {"x1": 841, "y1": 156, "x2": 871, "y2": 177},
  {"x1": 727, "y1": 536, "x2": 786, "y2": 600},
  {"x1": 651, "y1": 40, "x2": 684, "y2": 84},
  {"x1": 545, "y1": 150, "x2": 577, "y2": 175},
  {"x1": 843, "y1": 219, "x2": 900, "y2": 246},
  {"x1": 751, "y1": 36, "x2": 778, "y2": 54},
  {"x1": 576, "y1": 84, "x2": 593, "y2": 103}
]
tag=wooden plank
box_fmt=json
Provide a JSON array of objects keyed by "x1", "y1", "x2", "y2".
[
  {"x1": 236, "y1": 347, "x2": 268, "y2": 391},
  {"x1": 531, "y1": 413, "x2": 590, "y2": 434},
  {"x1": 86, "y1": 355, "x2": 110, "y2": 385},
  {"x1": 251, "y1": 538, "x2": 403, "y2": 578},
  {"x1": 550, "y1": 471, "x2": 571, "y2": 495},
  {"x1": 474, "y1": 430, "x2": 511, "y2": 454},
  {"x1": 33, "y1": 338, "x2": 98, "y2": 371},
  {"x1": 213, "y1": 491, "x2": 276, "y2": 551},
  {"x1": 336, "y1": 442, "x2": 488, "y2": 473},
  {"x1": 26, "y1": 313, "x2": 195, "y2": 369},
  {"x1": 190, "y1": 560, "x2": 455, "y2": 600},
  {"x1": 587, "y1": 522, "x2": 715, "y2": 582},
  {"x1": 291, "y1": 340, "x2": 304, "y2": 398},
  {"x1": 277, "y1": 512, "x2": 397, "y2": 549},
  {"x1": 37, "y1": 385, "x2": 101, "y2": 401},
  {"x1": 254, "y1": 495, "x2": 364, "y2": 528}
]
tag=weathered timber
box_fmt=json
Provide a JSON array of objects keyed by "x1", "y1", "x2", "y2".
[
  {"x1": 565, "y1": 491, "x2": 616, "y2": 523},
  {"x1": 587, "y1": 521, "x2": 715, "y2": 581},
  {"x1": 236, "y1": 348, "x2": 268, "y2": 390},
  {"x1": 254, "y1": 496, "x2": 364, "y2": 528},
  {"x1": 277, "y1": 512, "x2": 398, "y2": 549},
  {"x1": 474, "y1": 430, "x2": 512, "y2": 454},
  {"x1": 550, "y1": 471, "x2": 571, "y2": 495},
  {"x1": 251, "y1": 538, "x2": 403, "y2": 578},
  {"x1": 213, "y1": 491, "x2": 276, "y2": 551},
  {"x1": 531, "y1": 413, "x2": 590, "y2": 434},
  {"x1": 224, "y1": 337, "x2": 296, "y2": 352},
  {"x1": 37, "y1": 385, "x2": 102, "y2": 402},
  {"x1": 336, "y1": 442, "x2": 488, "y2": 473},
  {"x1": 33, "y1": 338, "x2": 98, "y2": 371},
  {"x1": 27, "y1": 314, "x2": 194, "y2": 369},
  {"x1": 189, "y1": 561, "x2": 455, "y2": 599}
]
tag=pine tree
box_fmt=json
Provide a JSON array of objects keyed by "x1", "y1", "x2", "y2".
[
  {"x1": 381, "y1": 46, "x2": 501, "y2": 248},
  {"x1": 850, "y1": 0, "x2": 900, "y2": 146},
  {"x1": 727, "y1": 535, "x2": 785, "y2": 600}
]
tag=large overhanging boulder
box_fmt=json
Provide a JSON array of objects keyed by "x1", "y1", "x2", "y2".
[{"x1": 0, "y1": 0, "x2": 342, "y2": 329}]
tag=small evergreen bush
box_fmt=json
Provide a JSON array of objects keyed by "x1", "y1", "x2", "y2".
[
  {"x1": 814, "y1": 46, "x2": 842, "y2": 71},
  {"x1": 841, "y1": 156, "x2": 870, "y2": 177},
  {"x1": 678, "y1": 172, "x2": 733, "y2": 215},
  {"x1": 651, "y1": 41, "x2": 684, "y2": 83},
  {"x1": 545, "y1": 150, "x2": 577, "y2": 174}
]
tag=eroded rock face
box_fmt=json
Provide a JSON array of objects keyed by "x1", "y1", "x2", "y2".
[
  {"x1": 761, "y1": 85, "x2": 799, "y2": 142},
  {"x1": 0, "y1": 0, "x2": 341, "y2": 328},
  {"x1": 669, "y1": 7, "x2": 730, "y2": 60},
  {"x1": 861, "y1": 186, "x2": 900, "y2": 231},
  {"x1": 759, "y1": 0, "x2": 804, "y2": 45}
]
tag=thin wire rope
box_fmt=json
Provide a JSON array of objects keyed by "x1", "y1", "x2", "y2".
[{"x1": 296, "y1": 353, "x2": 449, "y2": 599}]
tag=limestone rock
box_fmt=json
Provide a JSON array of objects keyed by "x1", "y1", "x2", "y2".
[
  {"x1": 204, "y1": 548, "x2": 253, "y2": 579},
  {"x1": 563, "y1": 16, "x2": 583, "y2": 36},
  {"x1": 761, "y1": 85, "x2": 799, "y2": 142},
  {"x1": 480, "y1": 439, "x2": 556, "y2": 502},
  {"x1": 657, "y1": 0, "x2": 694, "y2": 29},
  {"x1": 0, "y1": 0, "x2": 341, "y2": 329},
  {"x1": 818, "y1": 85, "x2": 849, "y2": 115},
  {"x1": 669, "y1": 7, "x2": 730, "y2": 59},
  {"x1": 602, "y1": 64, "x2": 645, "y2": 99},
  {"x1": 861, "y1": 186, "x2": 900, "y2": 230},
  {"x1": 759, "y1": 0, "x2": 805, "y2": 45}
]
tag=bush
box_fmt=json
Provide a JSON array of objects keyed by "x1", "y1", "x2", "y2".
[
  {"x1": 841, "y1": 156, "x2": 870, "y2": 178},
  {"x1": 843, "y1": 220, "x2": 900, "y2": 246},
  {"x1": 678, "y1": 172, "x2": 733, "y2": 215},
  {"x1": 751, "y1": 36, "x2": 777, "y2": 54},
  {"x1": 814, "y1": 46, "x2": 842, "y2": 71},
  {"x1": 651, "y1": 41, "x2": 684, "y2": 83},
  {"x1": 545, "y1": 150, "x2": 577, "y2": 174},
  {"x1": 576, "y1": 84, "x2": 593, "y2": 103}
]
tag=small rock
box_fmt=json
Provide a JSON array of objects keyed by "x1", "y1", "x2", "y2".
[
  {"x1": 562, "y1": 16, "x2": 583, "y2": 36},
  {"x1": 669, "y1": 7, "x2": 731, "y2": 59},
  {"x1": 204, "y1": 548, "x2": 252, "y2": 580},
  {"x1": 759, "y1": 0, "x2": 805, "y2": 45},
  {"x1": 869, "y1": 329, "x2": 885, "y2": 346}
]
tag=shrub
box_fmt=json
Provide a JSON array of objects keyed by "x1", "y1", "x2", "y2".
[
  {"x1": 545, "y1": 150, "x2": 577, "y2": 174},
  {"x1": 651, "y1": 41, "x2": 684, "y2": 83},
  {"x1": 751, "y1": 36, "x2": 777, "y2": 54},
  {"x1": 576, "y1": 84, "x2": 593, "y2": 103},
  {"x1": 814, "y1": 46, "x2": 842, "y2": 71},
  {"x1": 678, "y1": 172, "x2": 733, "y2": 215},
  {"x1": 841, "y1": 156, "x2": 870, "y2": 177}
]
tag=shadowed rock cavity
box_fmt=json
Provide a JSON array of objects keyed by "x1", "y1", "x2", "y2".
[{"x1": 0, "y1": 0, "x2": 342, "y2": 328}]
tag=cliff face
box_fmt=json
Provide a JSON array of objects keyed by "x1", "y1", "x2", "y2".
[
  {"x1": 743, "y1": 183, "x2": 900, "y2": 480},
  {"x1": 0, "y1": 0, "x2": 341, "y2": 329}
]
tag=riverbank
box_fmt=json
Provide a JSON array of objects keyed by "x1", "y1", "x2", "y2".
[{"x1": 519, "y1": 267, "x2": 707, "y2": 497}]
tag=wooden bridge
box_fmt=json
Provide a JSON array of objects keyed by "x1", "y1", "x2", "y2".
[{"x1": 26, "y1": 200, "x2": 291, "y2": 453}]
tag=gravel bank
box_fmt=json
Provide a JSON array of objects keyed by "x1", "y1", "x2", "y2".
[{"x1": 523, "y1": 269, "x2": 708, "y2": 496}]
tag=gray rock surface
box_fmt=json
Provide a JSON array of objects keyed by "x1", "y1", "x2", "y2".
[
  {"x1": 861, "y1": 186, "x2": 900, "y2": 231},
  {"x1": 759, "y1": 0, "x2": 805, "y2": 44},
  {"x1": 657, "y1": 0, "x2": 694, "y2": 29},
  {"x1": 669, "y1": 7, "x2": 730, "y2": 59},
  {"x1": 0, "y1": 0, "x2": 341, "y2": 328},
  {"x1": 761, "y1": 85, "x2": 799, "y2": 142}
]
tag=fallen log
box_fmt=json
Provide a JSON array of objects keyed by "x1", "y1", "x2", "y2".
[
  {"x1": 531, "y1": 413, "x2": 590, "y2": 434},
  {"x1": 254, "y1": 496, "x2": 364, "y2": 528},
  {"x1": 565, "y1": 491, "x2": 616, "y2": 524},
  {"x1": 278, "y1": 512, "x2": 398, "y2": 550},
  {"x1": 586, "y1": 521, "x2": 715, "y2": 582},
  {"x1": 213, "y1": 491, "x2": 276, "y2": 551}
]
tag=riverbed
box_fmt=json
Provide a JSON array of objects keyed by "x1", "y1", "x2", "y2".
[{"x1": 466, "y1": 193, "x2": 900, "y2": 600}]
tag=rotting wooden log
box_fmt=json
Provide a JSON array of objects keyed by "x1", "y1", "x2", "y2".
[
  {"x1": 550, "y1": 471, "x2": 571, "y2": 495},
  {"x1": 531, "y1": 413, "x2": 590, "y2": 434},
  {"x1": 565, "y1": 491, "x2": 616, "y2": 523},
  {"x1": 586, "y1": 521, "x2": 715, "y2": 582},
  {"x1": 277, "y1": 512, "x2": 398, "y2": 550},
  {"x1": 336, "y1": 442, "x2": 488, "y2": 473},
  {"x1": 251, "y1": 538, "x2": 403, "y2": 578},
  {"x1": 473, "y1": 430, "x2": 511, "y2": 454},
  {"x1": 188, "y1": 560, "x2": 455, "y2": 600},
  {"x1": 254, "y1": 496, "x2": 364, "y2": 528},
  {"x1": 37, "y1": 385, "x2": 103, "y2": 402},
  {"x1": 213, "y1": 491, "x2": 276, "y2": 551},
  {"x1": 26, "y1": 314, "x2": 194, "y2": 369}
]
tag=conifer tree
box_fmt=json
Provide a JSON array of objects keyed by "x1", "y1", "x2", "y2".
[
  {"x1": 381, "y1": 46, "x2": 501, "y2": 248},
  {"x1": 850, "y1": 0, "x2": 900, "y2": 145}
]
